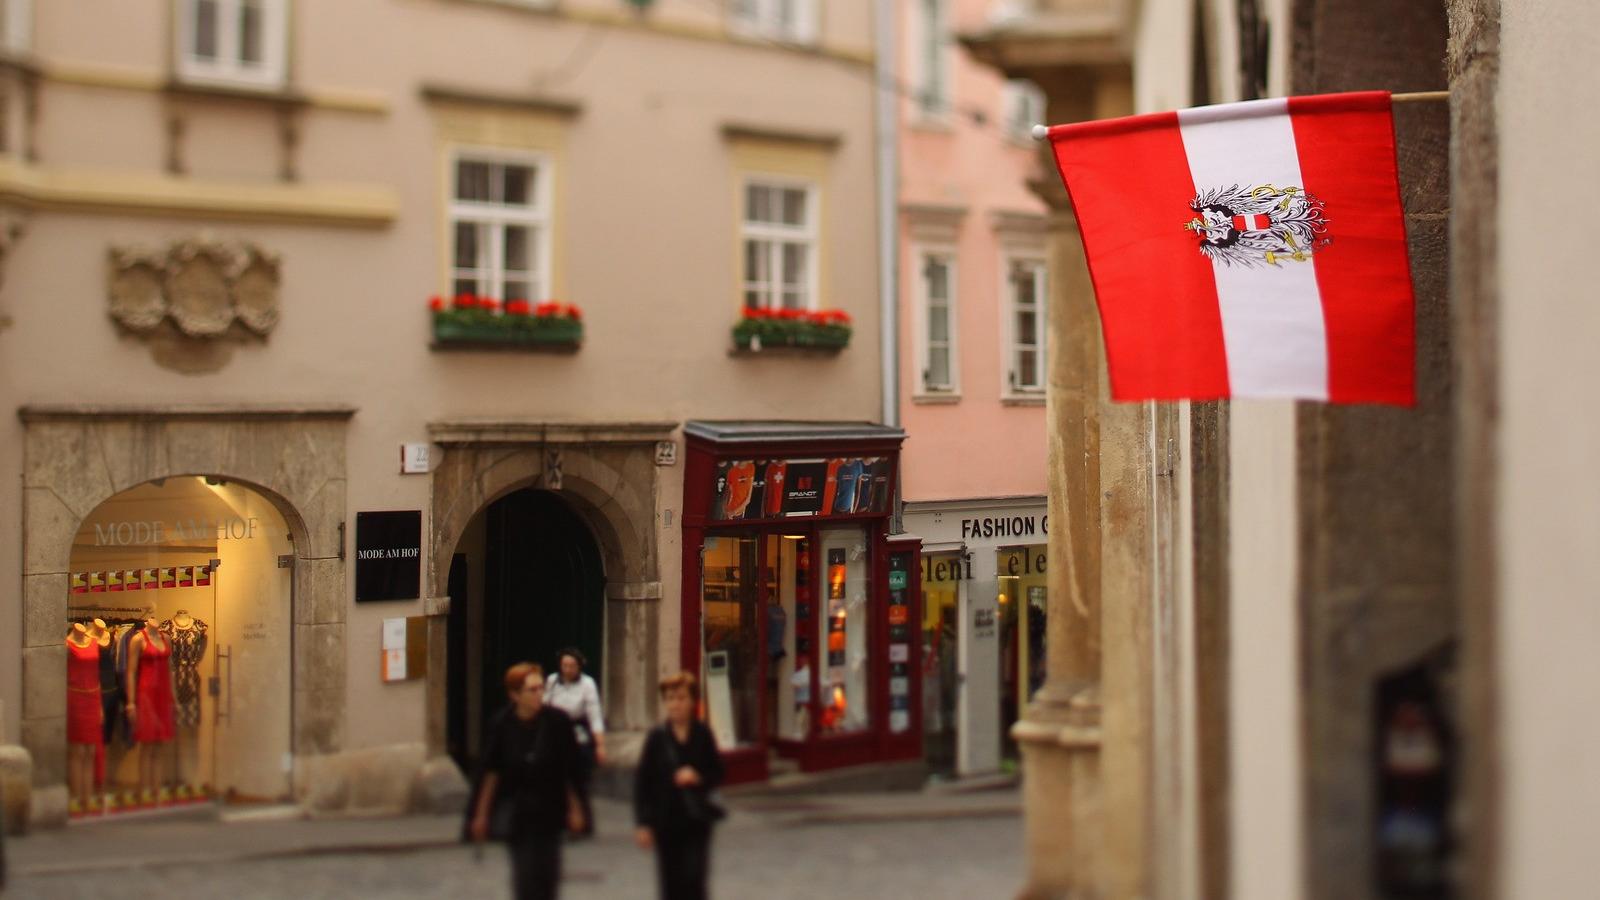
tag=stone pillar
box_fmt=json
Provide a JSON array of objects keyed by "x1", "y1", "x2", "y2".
[
  {"x1": 1446, "y1": 2, "x2": 1501, "y2": 898},
  {"x1": 1289, "y1": 4, "x2": 1455, "y2": 899},
  {"x1": 1015, "y1": 189, "x2": 1105, "y2": 900},
  {"x1": 962, "y1": 12, "x2": 1157, "y2": 899}
]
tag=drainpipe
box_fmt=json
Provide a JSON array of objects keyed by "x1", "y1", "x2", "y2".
[{"x1": 875, "y1": 0, "x2": 899, "y2": 430}]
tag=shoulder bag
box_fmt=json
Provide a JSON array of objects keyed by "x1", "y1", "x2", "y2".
[{"x1": 661, "y1": 726, "x2": 727, "y2": 825}]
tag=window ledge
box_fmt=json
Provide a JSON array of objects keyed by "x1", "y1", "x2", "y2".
[
  {"x1": 165, "y1": 79, "x2": 306, "y2": 109},
  {"x1": 912, "y1": 392, "x2": 961, "y2": 405},
  {"x1": 421, "y1": 83, "x2": 582, "y2": 119},
  {"x1": 1001, "y1": 394, "x2": 1045, "y2": 407}
]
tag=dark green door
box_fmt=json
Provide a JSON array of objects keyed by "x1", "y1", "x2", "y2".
[{"x1": 479, "y1": 489, "x2": 605, "y2": 737}]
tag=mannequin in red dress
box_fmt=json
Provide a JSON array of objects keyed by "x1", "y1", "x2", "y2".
[
  {"x1": 65, "y1": 623, "x2": 101, "y2": 813},
  {"x1": 125, "y1": 617, "x2": 176, "y2": 800}
]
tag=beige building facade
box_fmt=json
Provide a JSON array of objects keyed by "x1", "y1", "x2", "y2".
[{"x1": 0, "y1": 0, "x2": 890, "y2": 827}]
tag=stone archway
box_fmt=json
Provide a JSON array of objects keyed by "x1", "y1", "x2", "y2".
[
  {"x1": 426, "y1": 421, "x2": 677, "y2": 749},
  {"x1": 17, "y1": 405, "x2": 351, "y2": 821}
]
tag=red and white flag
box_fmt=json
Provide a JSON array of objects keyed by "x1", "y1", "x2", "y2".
[{"x1": 1041, "y1": 91, "x2": 1415, "y2": 404}]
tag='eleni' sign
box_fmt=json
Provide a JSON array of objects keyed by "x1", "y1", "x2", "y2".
[{"x1": 355, "y1": 511, "x2": 421, "y2": 602}]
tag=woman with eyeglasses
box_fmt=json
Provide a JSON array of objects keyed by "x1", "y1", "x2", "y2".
[{"x1": 470, "y1": 662, "x2": 586, "y2": 900}]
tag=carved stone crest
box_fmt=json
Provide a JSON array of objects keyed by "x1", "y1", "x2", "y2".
[
  {"x1": 107, "y1": 235, "x2": 282, "y2": 373},
  {"x1": 108, "y1": 236, "x2": 282, "y2": 337}
]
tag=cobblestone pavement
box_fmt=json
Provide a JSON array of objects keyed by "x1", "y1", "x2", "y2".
[{"x1": 6, "y1": 796, "x2": 1023, "y2": 899}]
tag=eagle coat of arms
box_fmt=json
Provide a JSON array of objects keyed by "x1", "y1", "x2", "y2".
[{"x1": 1186, "y1": 184, "x2": 1330, "y2": 268}]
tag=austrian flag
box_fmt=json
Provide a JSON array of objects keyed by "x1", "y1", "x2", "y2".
[{"x1": 1042, "y1": 91, "x2": 1415, "y2": 404}]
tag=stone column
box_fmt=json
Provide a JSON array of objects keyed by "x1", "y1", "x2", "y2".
[
  {"x1": 962, "y1": 14, "x2": 1155, "y2": 900},
  {"x1": 1446, "y1": 2, "x2": 1501, "y2": 897},
  {"x1": 1009, "y1": 69, "x2": 1122, "y2": 900}
]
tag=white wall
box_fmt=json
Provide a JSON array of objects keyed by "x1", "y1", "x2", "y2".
[
  {"x1": 1226, "y1": 401, "x2": 1304, "y2": 900},
  {"x1": 1496, "y1": 2, "x2": 1600, "y2": 896}
]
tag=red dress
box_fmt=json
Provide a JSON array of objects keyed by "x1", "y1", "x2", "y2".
[
  {"x1": 133, "y1": 631, "x2": 175, "y2": 743},
  {"x1": 66, "y1": 638, "x2": 102, "y2": 745}
]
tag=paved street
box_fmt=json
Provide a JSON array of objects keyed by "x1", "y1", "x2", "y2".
[{"x1": 5, "y1": 792, "x2": 1022, "y2": 899}]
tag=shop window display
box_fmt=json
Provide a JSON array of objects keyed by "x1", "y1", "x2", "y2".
[
  {"x1": 819, "y1": 526, "x2": 870, "y2": 734},
  {"x1": 765, "y1": 534, "x2": 811, "y2": 741},
  {"x1": 921, "y1": 551, "x2": 962, "y2": 774},
  {"x1": 64, "y1": 477, "x2": 292, "y2": 818},
  {"x1": 998, "y1": 544, "x2": 1047, "y2": 759},
  {"x1": 701, "y1": 535, "x2": 761, "y2": 749},
  {"x1": 682, "y1": 422, "x2": 916, "y2": 782}
]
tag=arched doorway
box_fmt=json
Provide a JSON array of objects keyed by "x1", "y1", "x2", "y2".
[
  {"x1": 446, "y1": 488, "x2": 605, "y2": 770},
  {"x1": 65, "y1": 476, "x2": 294, "y2": 814}
]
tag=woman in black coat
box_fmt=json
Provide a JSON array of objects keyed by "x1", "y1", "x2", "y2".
[
  {"x1": 634, "y1": 671, "x2": 725, "y2": 900},
  {"x1": 468, "y1": 661, "x2": 586, "y2": 900}
]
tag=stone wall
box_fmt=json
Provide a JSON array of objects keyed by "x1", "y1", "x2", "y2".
[
  {"x1": 16, "y1": 407, "x2": 350, "y2": 824},
  {"x1": 1445, "y1": 3, "x2": 1501, "y2": 898},
  {"x1": 425, "y1": 422, "x2": 674, "y2": 746},
  {"x1": 1289, "y1": 4, "x2": 1455, "y2": 898}
]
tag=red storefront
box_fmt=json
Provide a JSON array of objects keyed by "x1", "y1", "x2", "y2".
[{"x1": 680, "y1": 422, "x2": 922, "y2": 784}]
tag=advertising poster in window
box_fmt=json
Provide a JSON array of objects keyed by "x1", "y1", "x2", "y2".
[
  {"x1": 887, "y1": 549, "x2": 914, "y2": 735},
  {"x1": 710, "y1": 457, "x2": 890, "y2": 521}
]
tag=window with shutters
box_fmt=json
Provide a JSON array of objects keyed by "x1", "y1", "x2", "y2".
[
  {"x1": 917, "y1": 248, "x2": 959, "y2": 394},
  {"x1": 1001, "y1": 79, "x2": 1046, "y2": 143},
  {"x1": 1, "y1": 0, "x2": 31, "y2": 53},
  {"x1": 913, "y1": 0, "x2": 951, "y2": 120},
  {"x1": 730, "y1": 0, "x2": 818, "y2": 45},
  {"x1": 1006, "y1": 257, "x2": 1047, "y2": 394},
  {"x1": 448, "y1": 149, "x2": 551, "y2": 304},
  {"x1": 176, "y1": 0, "x2": 288, "y2": 89}
]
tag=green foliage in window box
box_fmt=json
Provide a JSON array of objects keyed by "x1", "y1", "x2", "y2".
[
  {"x1": 429, "y1": 296, "x2": 583, "y2": 348},
  {"x1": 731, "y1": 307, "x2": 852, "y2": 351}
]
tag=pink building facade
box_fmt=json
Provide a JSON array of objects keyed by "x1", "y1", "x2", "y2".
[{"x1": 896, "y1": 0, "x2": 1049, "y2": 777}]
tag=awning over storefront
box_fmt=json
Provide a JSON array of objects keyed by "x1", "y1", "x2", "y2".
[{"x1": 684, "y1": 420, "x2": 906, "y2": 445}]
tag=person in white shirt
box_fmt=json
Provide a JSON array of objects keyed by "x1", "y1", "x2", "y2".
[{"x1": 547, "y1": 648, "x2": 605, "y2": 836}]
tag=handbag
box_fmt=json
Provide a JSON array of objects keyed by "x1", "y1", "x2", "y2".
[
  {"x1": 662, "y1": 726, "x2": 726, "y2": 825},
  {"x1": 488, "y1": 794, "x2": 516, "y2": 841}
]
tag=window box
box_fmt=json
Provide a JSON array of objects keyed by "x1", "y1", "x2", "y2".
[
  {"x1": 732, "y1": 307, "x2": 851, "y2": 353},
  {"x1": 430, "y1": 295, "x2": 582, "y2": 351}
]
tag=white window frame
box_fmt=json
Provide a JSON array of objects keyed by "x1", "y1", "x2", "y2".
[
  {"x1": 447, "y1": 147, "x2": 553, "y2": 304},
  {"x1": 175, "y1": 0, "x2": 288, "y2": 90},
  {"x1": 1000, "y1": 79, "x2": 1046, "y2": 143},
  {"x1": 910, "y1": 0, "x2": 951, "y2": 122},
  {"x1": 914, "y1": 245, "x2": 959, "y2": 395},
  {"x1": 1003, "y1": 255, "x2": 1048, "y2": 396},
  {"x1": 730, "y1": 0, "x2": 819, "y2": 46},
  {"x1": 740, "y1": 176, "x2": 820, "y2": 312},
  {"x1": 1, "y1": 0, "x2": 32, "y2": 53}
]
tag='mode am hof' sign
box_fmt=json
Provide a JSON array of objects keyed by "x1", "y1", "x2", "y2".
[{"x1": 355, "y1": 510, "x2": 421, "y2": 602}]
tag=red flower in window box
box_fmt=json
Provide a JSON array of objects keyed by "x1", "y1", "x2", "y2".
[
  {"x1": 428, "y1": 295, "x2": 584, "y2": 350},
  {"x1": 731, "y1": 305, "x2": 852, "y2": 352}
]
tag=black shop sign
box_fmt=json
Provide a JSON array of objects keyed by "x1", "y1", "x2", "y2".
[{"x1": 355, "y1": 510, "x2": 421, "y2": 602}]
